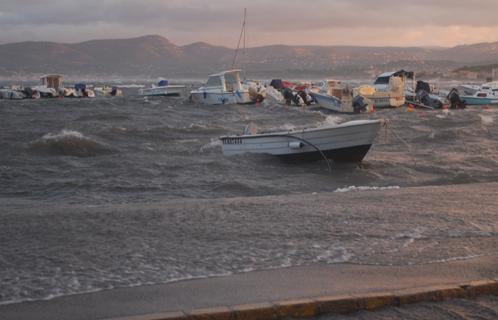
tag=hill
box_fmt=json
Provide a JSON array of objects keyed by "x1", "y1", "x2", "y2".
[{"x1": 1, "y1": 35, "x2": 498, "y2": 79}]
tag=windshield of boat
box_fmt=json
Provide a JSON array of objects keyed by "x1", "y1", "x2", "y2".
[
  {"x1": 224, "y1": 72, "x2": 240, "y2": 92},
  {"x1": 206, "y1": 76, "x2": 222, "y2": 88},
  {"x1": 374, "y1": 76, "x2": 390, "y2": 85}
]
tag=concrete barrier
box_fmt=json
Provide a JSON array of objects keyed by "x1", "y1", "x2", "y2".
[{"x1": 107, "y1": 279, "x2": 498, "y2": 320}]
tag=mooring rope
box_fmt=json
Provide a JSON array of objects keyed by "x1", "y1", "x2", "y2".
[{"x1": 271, "y1": 134, "x2": 333, "y2": 172}]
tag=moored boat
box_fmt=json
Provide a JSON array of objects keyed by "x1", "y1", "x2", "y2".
[
  {"x1": 220, "y1": 119, "x2": 383, "y2": 162},
  {"x1": 190, "y1": 69, "x2": 252, "y2": 105},
  {"x1": 460, "y1": 93, "x2": 498, "y2": 105},
  {"x1": 139, "y1": 80, "x2": 185, "y2": 97},
  {"x1": 458, "y1": 81, "x2": 498, "y2": 105},
  {"x1": 310, "y1": 80, "x2": 373, "y2": 113}
]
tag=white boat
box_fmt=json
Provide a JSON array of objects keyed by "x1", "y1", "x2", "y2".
[
  {"x1": 31, "y1": 74, "x2": 63, "y2": 98},
  {"x1": 190, "y1": 69, "x2": 253, "y2": 105},
  {"x1": 0, "y1": 88, "x2": 24, "y2": 100},
  {"x1": 456, "y1": 81, "x2": 498, "y2": 105},
  {"x1": 310, "y1": 80, "x2": 373, "y2": 113},
  {"x1": 94, "y1": 86, "x2": 123, "y2": 97},
  {"x1": 138, "y1": 80, "x2": 185, "y2": 97},
  {"x1": 354, "y1": 70, "x2": 412, "y2": 108},
  {"x1": 220, "y1": 119, "x2": 382, "y2": 162}
]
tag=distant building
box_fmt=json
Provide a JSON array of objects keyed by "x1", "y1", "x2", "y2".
[{"x1": 453, "y1": 70, "x2": 479, "y2": 80}]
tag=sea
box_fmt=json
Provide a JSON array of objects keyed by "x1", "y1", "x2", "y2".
[{"x1": 1, "y1": 87, "x2": 498, "y2": 306}]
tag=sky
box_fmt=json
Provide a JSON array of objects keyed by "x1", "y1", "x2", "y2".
[{"x1": 1, "y1": 0, "x2": 498, "y2": 47}]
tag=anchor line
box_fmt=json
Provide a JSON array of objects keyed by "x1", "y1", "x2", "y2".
[{"x1": 272, "y1": 134, "x2": 333, "y2": 172}]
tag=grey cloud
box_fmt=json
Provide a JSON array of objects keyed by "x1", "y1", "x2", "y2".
[{"x1": 1, "y1": 0, "x2": 498, "y2": 45}]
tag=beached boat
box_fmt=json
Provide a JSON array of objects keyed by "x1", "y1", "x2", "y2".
[
  {"x1": 190, "y1": 69, "x2": 252, "y2": 105},
  {"x1": 220, "y1": 119, "x2": 383, "y2": 162},
  {"x1": 139, "y1": 80, "x2": 185, "y2": 97},
  {"x1": 310, "y1": 80, "x2": 373, "y2": 113}
]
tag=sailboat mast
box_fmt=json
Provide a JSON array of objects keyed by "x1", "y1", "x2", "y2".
[{"x1": 231, "y1": 8, "x2": 247, "y2": 69}]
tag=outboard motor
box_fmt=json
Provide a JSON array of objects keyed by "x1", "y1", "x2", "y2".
[
  {"x1": 352, "y1": 95, "x2": 369, "y2": 113},
  {"x1": 23, "y1": 87, "x2": 33, "y2": 98},
  {"x1": 297, "y1": 90, "x2": 311, "y2": 106},
  {"x1": 282, "y1": 88, "x2": 294, "y2": 105},
  {"x1": 448, "y1": 88, "x2": 466, "y2": 109},
  {"x1": 416, "y1": 89, "x2": 443, "y2": 109},
  {"x1": 415, "y1": 81, "x2": 431, "y2": 94}
]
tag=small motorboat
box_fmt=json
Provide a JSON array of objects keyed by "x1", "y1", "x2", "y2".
[
  {"x1": 220, "y1": 119, "x2": 383, "y2": 163},
  {"x1": 310, "y1": 80, "x2": 373, "y2": 113},
  {"x1": 190, "y1": 69, "x2": 253, "y2": 105},
  {"x1": 94, "y1": 86, "x2": 123, "y2": 97},
  {"x1": 0, "y1": 88, "x2": 24, "y2": 100},
  {"x1": 138, "y1": 79, "x2": 185, "y2": 97}
]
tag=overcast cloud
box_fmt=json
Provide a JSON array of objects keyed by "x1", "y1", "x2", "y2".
[{"x1": 1, "y1": 0, "x2": 498, "y2": 47}]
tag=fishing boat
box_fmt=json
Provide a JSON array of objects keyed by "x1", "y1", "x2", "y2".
[
  {"x1": 190, "y1": 69, "x2": 252, "y2": 105},
  {"x1": 460, "y1": 92, "x2": 498, "y2": 105},
  {"x1": 310, "y1": 80, "x2": 373, "y2": 113},
  {"x1": 457, "y1": 81, "x2": 498, "y2": 105},
  {"x1": 220, "y1": 119, "x2": 383, "y2": 162},
  {"x1": 353, "y1": 70, "x2": 413, "y2": 108},
  {"x1": 0, "y1": 88, "x2": 24, "y2": 100},
  {"x1": 138, "y1": 80, "x2": 185, "y2": 97}
]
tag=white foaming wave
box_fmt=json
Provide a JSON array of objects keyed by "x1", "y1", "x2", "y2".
[
  {"x1": 479, "y1": 114, "x2": 494, "y2": 125},
  {"x1": 199, "y1": 138, "x2": 222, "y2": 153},
  {"x1": 320, "y1": 115, "x2": 344, "y2": 127},
  {"x1": 41, "y1": 129, "x2": 85, "y2": 141},
  {"x1": 115, "y1": 84, "x2": 145, "y2": 88},
  {"x1": 314, "y1": 246, "x2": 353, "y2": 263},
  {"x1": 334, "y1": 185, "x2": 400, "y2": 193}
]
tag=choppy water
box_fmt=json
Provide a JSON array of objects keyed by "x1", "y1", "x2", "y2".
[{"x1": 1, "y1": 94, "x2": 498, "y2": 305}]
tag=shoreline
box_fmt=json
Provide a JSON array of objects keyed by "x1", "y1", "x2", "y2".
[
  {"x1": 1, "y1": 256, "x2": 497, "y2": 320},
  {"x1": 1, "y1": 182, "x2": 498, "y2": 319}
]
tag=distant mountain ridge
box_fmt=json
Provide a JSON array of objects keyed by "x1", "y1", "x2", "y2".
[{"x1": 1, "y1": 35, "x2": 498, "y2": 79}]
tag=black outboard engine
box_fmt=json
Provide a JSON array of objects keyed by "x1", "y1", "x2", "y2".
[
  {"x1": 415, "y1": 81, "x2": 431, "y2": 94},
  {"x1": 448, "y1": 88, "x2": 466, "y2": 109},
  {"x1": 352, "y1": 95, "x2": 369, "y2": 113},
  {"x1": 297, "y1": 91, "x2": 311, "y2": 106},
  {"x1": 23, "y1": 87, "x2": 33, "y2": 98},
  {"x1": 282, "y1": 88, "x2": 294, "y2": 105},
  {"x1": 416, "y1": 89, "x2": 443, "y2": 109}
]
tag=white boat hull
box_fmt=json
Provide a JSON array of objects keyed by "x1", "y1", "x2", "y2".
[
  {"x1": 221, "y1": 119, "x2": 382, "y2": 162},
  {"x1": 139, "y1": 85, "x2": 185, "y2": 97},
  {"x1": 190, "y1": 90, "x2": 252, "y2": 105}
]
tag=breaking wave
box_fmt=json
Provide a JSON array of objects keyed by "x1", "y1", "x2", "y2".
[
  {"x1": 334, "y1": 185, "x2": 401, "y2": 193},
  {"x1": 29, "y1": 130, "x2": 114, "y2": 157}
]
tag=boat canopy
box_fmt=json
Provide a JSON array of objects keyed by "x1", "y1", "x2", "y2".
[
  {"x1": 158, "y1": 79, "x2": 169, "y2": 87},
  {"x1": 40, "y1": 74, "x2": 63, "y2": 90},
  {"x1": 205, "y1": 69, "x2": 243, "y2": 92}
]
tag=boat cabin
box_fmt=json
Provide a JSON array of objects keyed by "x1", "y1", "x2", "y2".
[
  {"x1": 40, "y1": 74, "x2": 63, "y2": 90},
  {"x1": 205, "y1": 70, "x2": 243, "y2": 92},
  {"x1": 373, "y1": 70, "x2": 414, "y2": 92}
]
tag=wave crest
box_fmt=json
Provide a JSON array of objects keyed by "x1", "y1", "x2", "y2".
[{"x1": 29, "y1": 130, "x2": 113, "y2": 157}]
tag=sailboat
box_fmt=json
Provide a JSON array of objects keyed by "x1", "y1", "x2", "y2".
[{"x1": 190, "y1": 9, "x2": 254, "y2": 105}]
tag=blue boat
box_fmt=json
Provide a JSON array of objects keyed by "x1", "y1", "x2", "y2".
[{"x1": 461, "y1": 94, "x2": 498, "y2": 106}]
